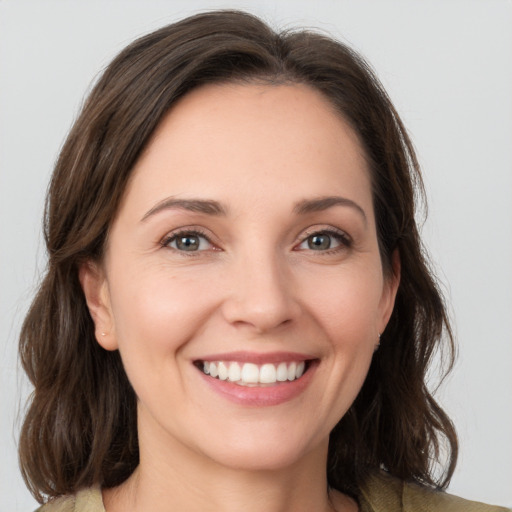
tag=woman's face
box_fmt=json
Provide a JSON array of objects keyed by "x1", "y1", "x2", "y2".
[{"x1": 82, "y1": 83, "x2": 398, "y2": 472}]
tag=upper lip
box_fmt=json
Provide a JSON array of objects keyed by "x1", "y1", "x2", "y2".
[{"x1": 195, "y1": 351, "x2": 316, "y2": 364}]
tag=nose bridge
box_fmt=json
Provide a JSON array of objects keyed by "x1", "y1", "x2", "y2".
[{"x1": 222, "y1": 240, "x2": 299, "y2": 332}]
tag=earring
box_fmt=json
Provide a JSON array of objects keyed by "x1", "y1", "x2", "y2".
[{"x1": 375, "y1": 333, "x2": 381, "y2": 351}]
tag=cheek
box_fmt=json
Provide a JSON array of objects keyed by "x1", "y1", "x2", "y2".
[
  {"x1": 300, "y1": 264, "x2": 384, "y2": 343},
  {"x1": 106, "y1": 269, "x2": 216, "y2": 405},
  {"x1": 108, "y1": 265, "x2": 222, "y2": 357}
]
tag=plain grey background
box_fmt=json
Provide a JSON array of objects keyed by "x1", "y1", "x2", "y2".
[{"x1": 1, "y1": 1, "x2": 511, "y2": 510}]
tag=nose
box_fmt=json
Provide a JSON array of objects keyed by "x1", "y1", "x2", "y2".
[{"x1": 221, "y1": 249, "x2": 301, "y2": 333}]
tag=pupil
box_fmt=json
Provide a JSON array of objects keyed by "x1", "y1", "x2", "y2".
[
  {"x1": 177, "y1": 235, "x2": 199, "y2": 251},
  {"x1": 308, "y1": 234, "x2": 331, "y2": 250}
]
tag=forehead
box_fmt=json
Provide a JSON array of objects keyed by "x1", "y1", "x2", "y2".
[{"x1": 122, "y1": 82, "x2": 372, "y2": 218}]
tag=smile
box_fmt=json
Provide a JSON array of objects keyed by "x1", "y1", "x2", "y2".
[{"x1": 199, "y1": 360, "x2": 307, "y2": 386}]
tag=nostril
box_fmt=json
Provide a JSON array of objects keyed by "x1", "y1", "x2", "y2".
[{"x1": 222, "y1": 298, "x2": 300, "y2": 333}]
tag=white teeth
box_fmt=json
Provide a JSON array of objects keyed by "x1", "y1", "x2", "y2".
[
  {"x1": 241, "y1": 363, "x2": 259, "y2": 383},
  {"x1": 259, "y1": 363, "x2": 277, "y2": 384},
  {"x1": 200, "y1": 360, "x2": 308, "y2": 385},
  {"x1": 228, "y1": 362, "x2": 241, "y2": 382},
  {"x1": 218, "y1": 362, "x2": 228, "y2": 381},
  {"x1": 276, "y1": 362, "x2": 288, "y2": 382},
  {"x1": 287, "y1": 362, "x2": 297, "y2": 381}
]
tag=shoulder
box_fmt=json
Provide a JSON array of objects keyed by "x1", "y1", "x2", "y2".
[
  {"x1": 359, "y1": 471, "x2": 510, "y2": 512},
  {"x1": 34, "y1": 486, "x2": 104, "y2": 512}
]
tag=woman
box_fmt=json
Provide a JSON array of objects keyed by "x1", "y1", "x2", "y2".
[{"x1": 18, "y1": 10, "x2": 508, "y2": 512}]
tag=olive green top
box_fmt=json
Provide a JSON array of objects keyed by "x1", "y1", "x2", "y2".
[{"x1": 35, "y1": 472, "x2": 510, "y2": 512}]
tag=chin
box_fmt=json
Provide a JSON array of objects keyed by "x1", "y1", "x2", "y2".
[{"x1": 194, "y1": 422, "x2": 327, "y2": 473}]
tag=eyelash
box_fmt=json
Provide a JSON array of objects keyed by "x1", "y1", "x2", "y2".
[
  {"x1": 160, "y1": 227, "x2": 352, "y2": 255},
  {"x1": 296, "y1": 228, "x2": 352, "y2": 254},
  {"x1": 160, "y1": 228, "x2": 216, "y2": 255}
]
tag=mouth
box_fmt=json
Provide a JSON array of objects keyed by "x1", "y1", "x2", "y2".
[{"x1": 194, "y1": 359, "x2": 313, "y2": 387}]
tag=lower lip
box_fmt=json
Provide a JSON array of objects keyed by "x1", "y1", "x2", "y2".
[{"x1": 197, "y1": 362, "x2": 317, "y2": 406}]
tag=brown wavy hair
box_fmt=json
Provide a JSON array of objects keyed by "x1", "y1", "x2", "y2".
[{"x1": 19, "y1": 9, "x2": 457, "y2": 504}]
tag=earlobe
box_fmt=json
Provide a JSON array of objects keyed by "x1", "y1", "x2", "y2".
[{"x1": 78, "y1": 261, "x2": 118, "y2": 351}]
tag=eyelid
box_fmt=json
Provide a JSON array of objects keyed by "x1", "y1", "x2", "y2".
[
  {"x1": 301, "y1": 225, "x2": 351, "y2": 240},
  {"x1": 294, "y1": 226, "x2": 352, "y2": 251},
  {"x1": 160, "y1": 226, "x2": 219, "y2": 252},
  {"x1": 159, "y1": 224, "x2": 351, "y2": 253}
]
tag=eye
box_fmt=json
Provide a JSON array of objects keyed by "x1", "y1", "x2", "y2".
[
  {"x1": 163, "y1": 230, "x2": 213, "y2": 252},
  {"x1": 296, "y1": 229, "x2": 351, "y2": 252},
  {"x1": 306, "y1": 233, "x2": 335, "y2": 250}
]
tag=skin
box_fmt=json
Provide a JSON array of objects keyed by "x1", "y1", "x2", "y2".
[{"x1": 81, "y1": 83, "x2": 399, "y2": 512}]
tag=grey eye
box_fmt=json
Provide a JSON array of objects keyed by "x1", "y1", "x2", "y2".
[
  {"x1": 166, "y1": 232, "x2": 212, "y2": 252},
  {"x1": 175, "y1": 235, "x2": 200, "y2": 251},
  {"x1": 296, "y1": 230, "x2": 349, "y2": 252},
  {"x1": 307, "y1": 233, "x2": 333, "y2": 250}
]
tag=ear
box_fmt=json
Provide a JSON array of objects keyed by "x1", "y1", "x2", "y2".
[
  {"x1": 79, "y1": 261, "x2": 118, "y2": 351},
  {"x1": 378, "y1": 249, "x2": 401, "y2": 334}
]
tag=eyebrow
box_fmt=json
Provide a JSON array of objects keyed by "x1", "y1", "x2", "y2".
[
  {"x1": 141, "y1": 195, "x2": 367, "y2": 224},
  {"x1": 141, "y1": 198, "x2": 226, "y2": 221},
  {"x1": 293, "y1": 196, "x2": 367, "y2": 225}
]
